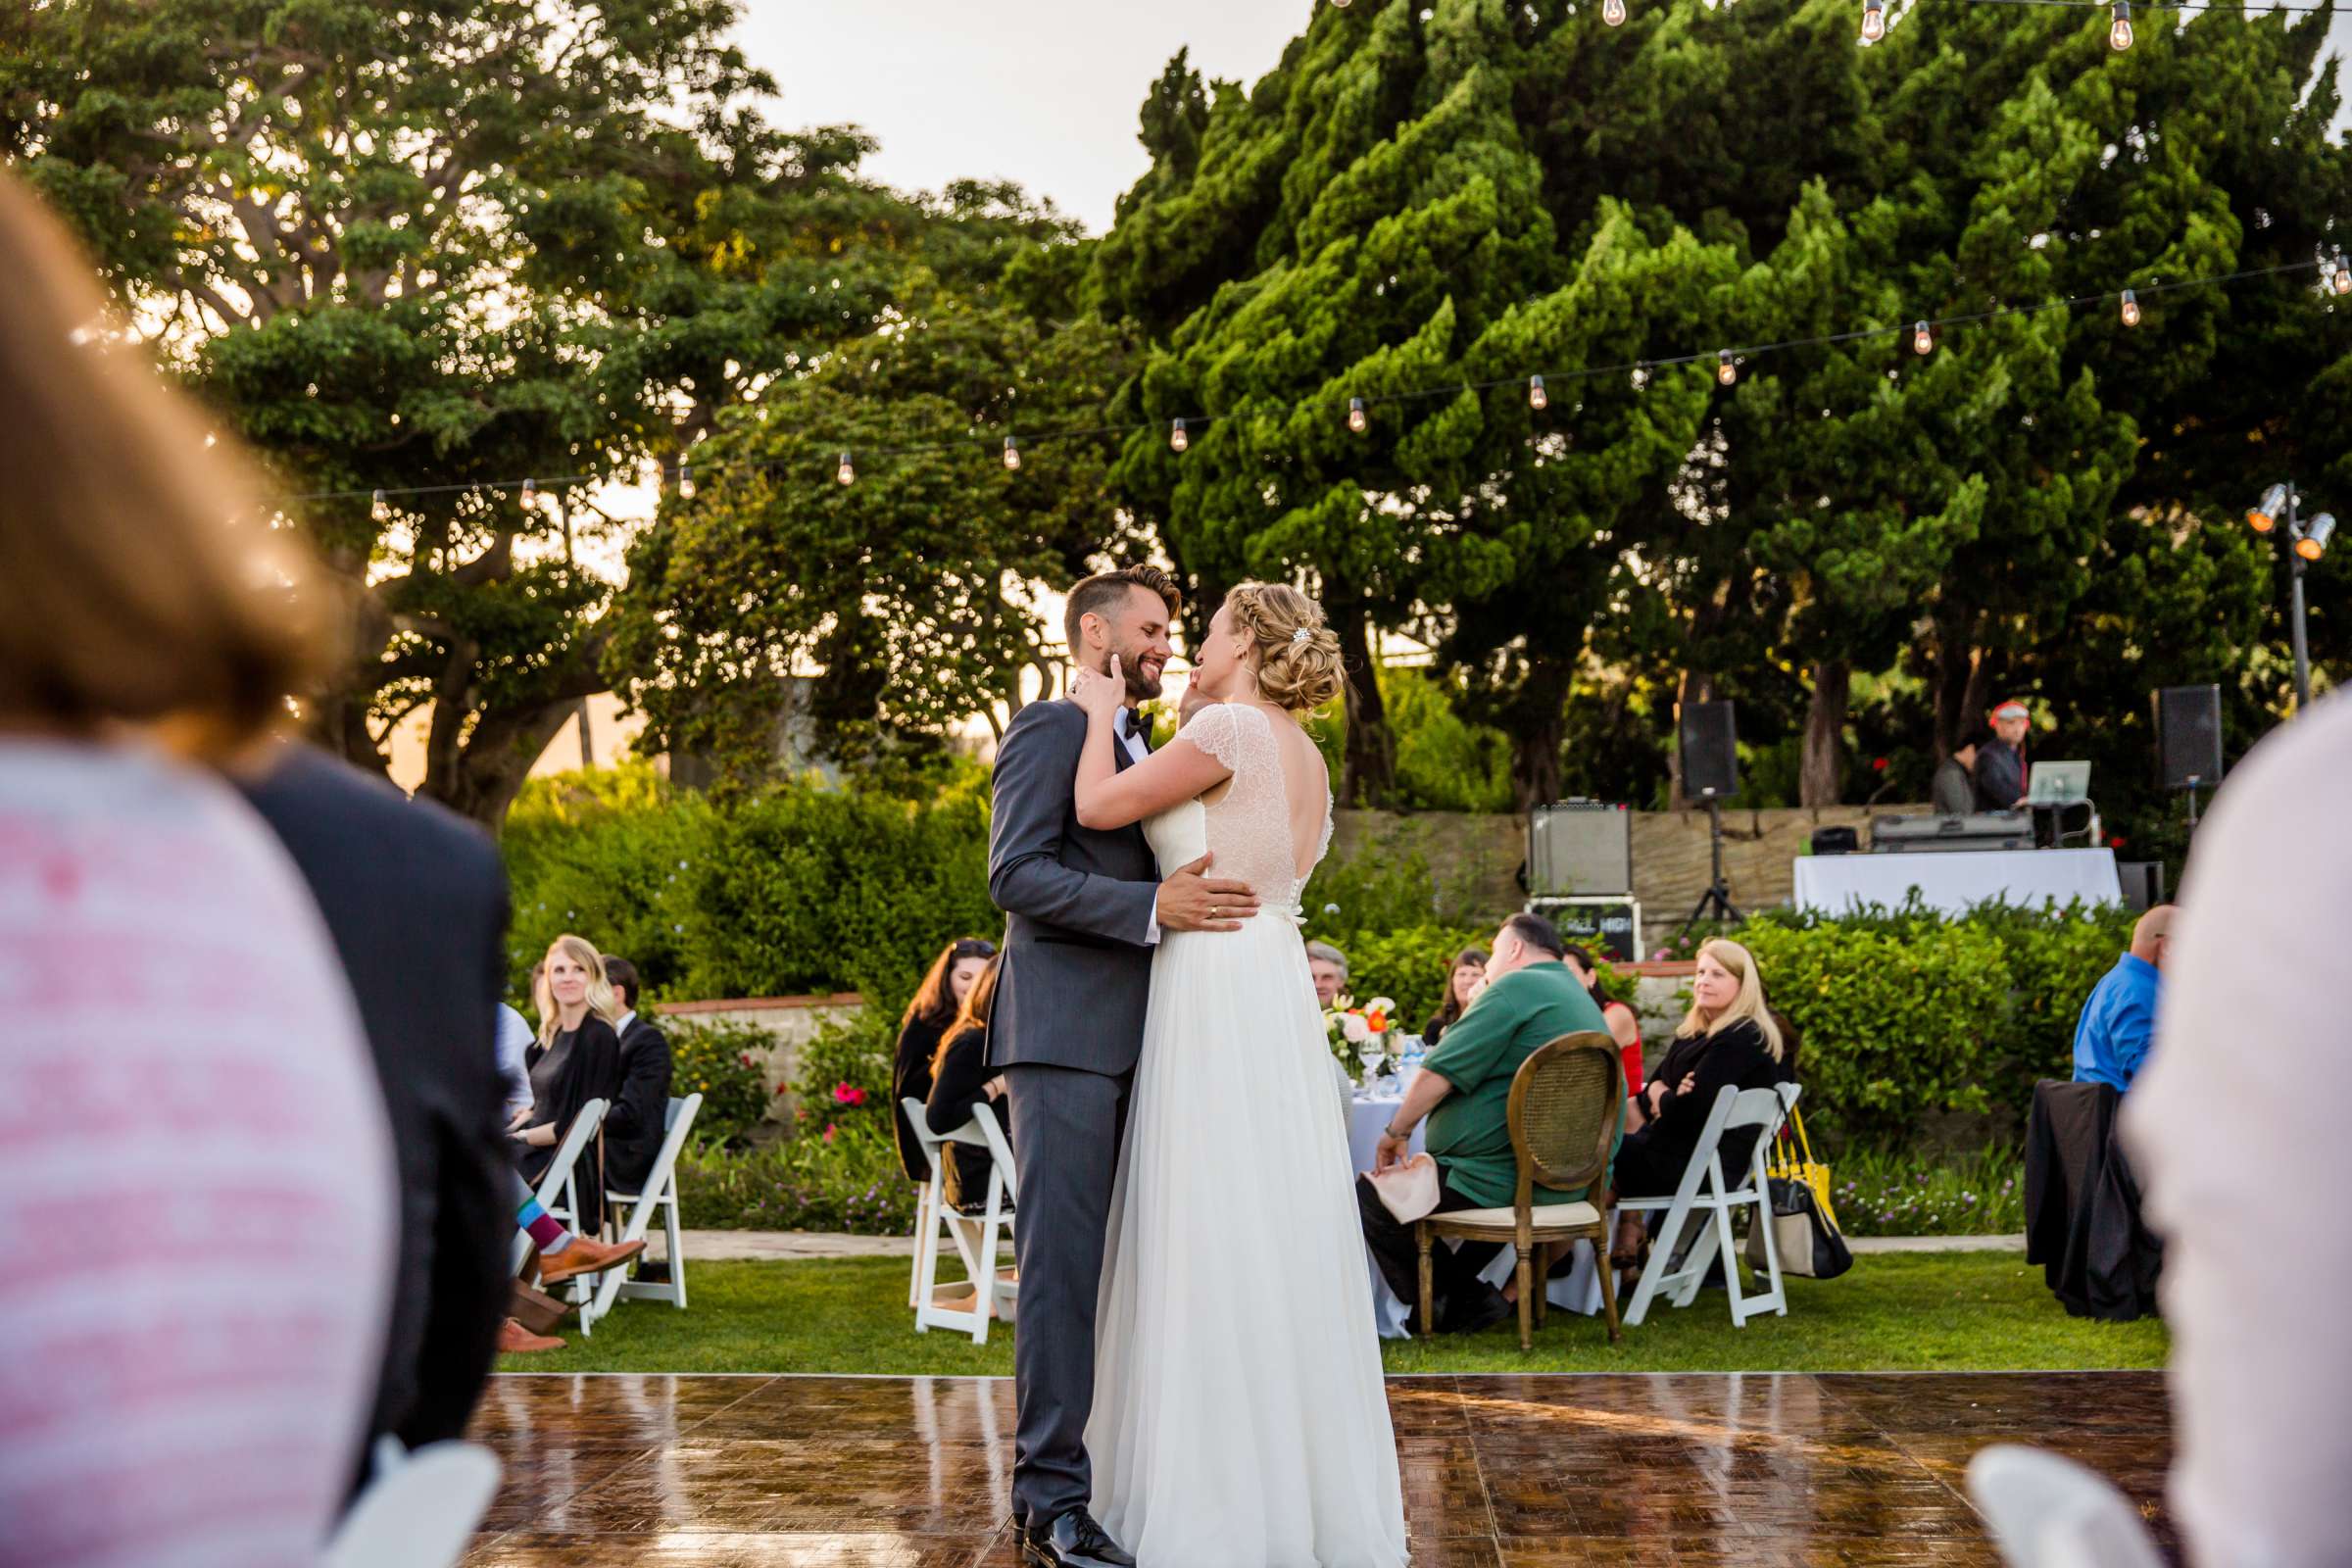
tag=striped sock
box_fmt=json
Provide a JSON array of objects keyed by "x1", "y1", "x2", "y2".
[{"x1": 516, "y1": 1198, "x2": 570, "y2": 1253}]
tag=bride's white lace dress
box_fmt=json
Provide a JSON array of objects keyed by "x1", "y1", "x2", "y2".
[{"x1": 1088, "y1": 702, "x2": 1407, "y2": 1568}]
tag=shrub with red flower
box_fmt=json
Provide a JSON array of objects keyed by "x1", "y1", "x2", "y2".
[{"x1": 832, "y1": 1082, "x2": 867, "y2": 1107}]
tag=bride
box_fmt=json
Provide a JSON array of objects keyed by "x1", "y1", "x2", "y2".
[{"x1": 1066, "y1": 581, "x2": 1407, "y2": 1568}]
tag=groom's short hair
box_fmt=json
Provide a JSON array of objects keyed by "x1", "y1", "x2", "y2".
[{"x1": 1065, "y1": 564, "x2": 1183, "y2": 652}]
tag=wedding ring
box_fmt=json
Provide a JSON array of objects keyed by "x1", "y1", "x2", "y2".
[{"x1": 1212, "y1": 906, "x2": 1221, "y2": 919}]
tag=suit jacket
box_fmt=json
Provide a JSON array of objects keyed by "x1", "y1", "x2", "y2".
[
  {"x1": 606, "y1": 1013, "x2": 675, "y2": 1196},
  {"x1": 2026, "y1": 1079, "x2": 2161, "y2": 1321},
  {"x1": 238, "y1": 745, "x2": 512, "y2": 1456},
  {"x1": 985, "y1": 698, "x2": 1157, "y2": 1076}
]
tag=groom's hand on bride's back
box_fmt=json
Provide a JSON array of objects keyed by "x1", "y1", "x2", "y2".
[{"x1": 1155, "y1": 852, "x2": 1258, "y2": 932}]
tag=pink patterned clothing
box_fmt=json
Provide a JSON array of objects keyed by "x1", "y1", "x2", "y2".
[{"x1": 0, "y1": 740, "x2": 394, "y2": 1568}]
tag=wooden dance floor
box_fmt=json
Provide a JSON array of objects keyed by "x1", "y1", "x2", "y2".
[{"x1": 462, "y1": 1371, "x2": 2173, "y2": 1565}]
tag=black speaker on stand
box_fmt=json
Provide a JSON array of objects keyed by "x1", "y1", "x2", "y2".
[
  {"x1": 1678, "y1": 700, "x2": 1742, "y2": 937},
  {"x1": 2152, "y1": 684, "x2": 2224, "y2": 829}
]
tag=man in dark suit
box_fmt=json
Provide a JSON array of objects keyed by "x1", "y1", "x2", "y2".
[
  {"x1": 986, "y1": 565, "x2": 1253, "y2": 1568},
  {"x1": 599, "y1": 956, "x2": 675, "y2": 1197},
  {"x1": 240, "y1": 745, "x2": 513, "y2": 1464}
]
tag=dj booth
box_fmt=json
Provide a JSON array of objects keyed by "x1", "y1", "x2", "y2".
[{"x1": 1792, "y1": 846, "x2": 2124, "y2": 918}]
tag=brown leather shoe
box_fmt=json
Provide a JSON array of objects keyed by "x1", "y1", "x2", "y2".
[
  {"x1": 537, "y1": 1235, "x2": 647, "y2": 1286},
  {"x1": 498, "y1": 1317, "x2": 564, "y2": 1354}
]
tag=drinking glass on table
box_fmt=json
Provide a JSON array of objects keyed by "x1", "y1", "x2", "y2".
[{"x1": 1356, "y1": 1033, "x2": 1389, "y2": 1090}]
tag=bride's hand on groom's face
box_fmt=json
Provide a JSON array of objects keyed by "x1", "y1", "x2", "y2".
[
  {"x1": 1071, "y1": 656, "x2": 1126, "y2": 724},
  {"x1": 1156, "y1": 852, "x2": 1258, "y2": 933}
]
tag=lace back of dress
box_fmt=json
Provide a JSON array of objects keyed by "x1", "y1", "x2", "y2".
[{"x1": 1189, "y1": 703, "x2": 1328, "y2": 908}]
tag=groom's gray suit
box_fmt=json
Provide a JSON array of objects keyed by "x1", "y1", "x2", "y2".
[{"x1": 986, "y1": 696, "x2": 1157, "y2": 1527}]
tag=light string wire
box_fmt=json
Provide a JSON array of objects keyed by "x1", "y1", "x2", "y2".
[{"x1": 300, "y1": 253, "x2": 2343, "y2": 506}]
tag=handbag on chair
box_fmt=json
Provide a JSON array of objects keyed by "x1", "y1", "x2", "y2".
[{"x1": 1745, "y1": 1107, "x2": 1853, "y2": 1281}]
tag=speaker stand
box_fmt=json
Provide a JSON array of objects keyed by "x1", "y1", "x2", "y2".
[
  {"x1": 2181, "y1": 779, "x2": 2203, "y2": 832},
  {"x1": 1679, "y1": 797, "x2": 1742, "y2": 940}
]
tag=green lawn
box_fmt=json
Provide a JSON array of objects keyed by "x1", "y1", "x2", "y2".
[{"x1": 499, "y1": 1252, "x2": 2167, "y2": 1376}]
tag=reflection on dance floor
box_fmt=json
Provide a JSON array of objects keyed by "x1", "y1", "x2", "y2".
[{"x1": 463, "y1": 1371, "x2": 2172, "y2": 1565}]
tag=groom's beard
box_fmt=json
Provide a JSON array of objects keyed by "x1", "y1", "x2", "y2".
[{"x1": 1102, "y1": 645, "x2": 1167, "y2": 702}]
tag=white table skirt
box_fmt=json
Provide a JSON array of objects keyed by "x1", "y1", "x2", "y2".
[
  {"x1": 1791, "y1": 848, "x2": 2122, "y2": 918},
  {"x1": 1348, "y1": 1093, "x2": 1609, "y2": 1338}
]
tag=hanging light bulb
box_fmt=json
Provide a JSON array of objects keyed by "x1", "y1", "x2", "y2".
[
  {"x1": 1860, "y1": 0, "x2": 1886, "y2": 41},
  {"x1": 1717, "y1": 350, "x2": 1738, "y2": 386},
  {"x1": 2118, "y1": 290, "x2": 2141, "y2": 327},
  {"x1": 1169, "y1": 417, "x2": 1189, "y2": 453},
  {"x1": 519, "y1": 477, "x2": 537, "y2": 510},
  {"x1": 371, "y1": 488, "x2": 390, "y2": 523},
  {"x1": 2332, "y1": 252, "x2": 2352, "y2": 297},
  {"x1": 836, "y1": 451, "x2": 856, "y2": 486},
  {"x1": 2108, "y1": 0, "x2": 2132, "y2": 51},
  {"x1": 1602, "y1": 0, "x2": 1628, "y2": 24},
  {"x1": 676, "y1": 462, "x2": 695, "y2": 499},
  {"x1": 1348, "y1": 397, "x2": 1369, "y2": 434},
  {"x1": 2247, "y1": 482, "x2": 2287, "y2": 533},
  {"x1": 1528, "y1": 375, "x2": 1549, "y2": 412},
  {"x1": 1912, "y1": 321, "x2": 1934, "y2": 356},
  {"x1": 1631, "y1": 362, "x2": 1649, "y2": 391},
  {"x1": 2296, "y1": 512, "x2": 2336, "y2": 561},
  {"x1": 1003, "y1": 435, "x2": 1021, "y2": 471}
]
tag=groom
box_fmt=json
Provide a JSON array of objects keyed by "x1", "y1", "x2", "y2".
[{"x1": 987, "y1": 564, "x2": 1258, "y2": 1568}]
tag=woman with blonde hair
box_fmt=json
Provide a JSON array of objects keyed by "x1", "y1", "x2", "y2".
[
  {"x1": 513, "y1": 934, "x2": 626, "y2": 1230},
  {"x1": 1608, "y1": 938, "x2": 1794, "y2": 1262},
  {"x1": 1059, "y1": 579, "x2": 1408, "y2": 1568},
  {"x1": 0, "y1": 172, "x2": 396, "y2": 1564}
]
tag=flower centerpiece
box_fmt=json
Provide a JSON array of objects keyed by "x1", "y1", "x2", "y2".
[{"x1": 1325, "y1": 994, "x2": 1398, "y2": 1083}]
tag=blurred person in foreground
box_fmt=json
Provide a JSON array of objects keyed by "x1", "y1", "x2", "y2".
[
  {"x1": 0, "y1": 172, "x2": 395, "y2": 1564},
  {"x1": 2127, "y1": 696, "x2": 2352, "y2": 1568}
]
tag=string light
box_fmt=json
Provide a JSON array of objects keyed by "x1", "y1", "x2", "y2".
[
  {"x1": 1861, "y1": 0, "x2": 1886, "y2": 40},
  {"x1": 1170, "y1": 417, "x2": 1189, "y2": 453},
  {"x1": 519, "y1": 477, "x2": 537, "y2": 510},
  {"x1": 1717, "y1": 351, "x2": 1738, "y2": 386},
  {"x1": 2118, "y1": 289, "x2": 2140, "y2": 325},
  {"x1": 676, "y1": 462, "x2": 695, "y2": 499},
  {"x1": 1603, "y1": 0, "x2": 1628, "y2": 24},
  {"x1": 371, "y1": 488, "x2": 390, "y2": 522},
  {"x1": 1003, "y1": 435, "x2": 1021, "y2": 471},
  {"x1": 2108, "y1": 0, "x2": 2132, "y2": 49},
  {"x1": 1529, "y1": 375, "x2": 1549, "y2": 411},
  {"x1": 284, "y1": 255, "x2": 2340, "y2": 507},
  {"x1": 2248, "y1": 483, "x2": 2286, "y2": 533}
]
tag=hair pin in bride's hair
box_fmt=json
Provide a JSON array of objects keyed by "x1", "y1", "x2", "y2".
[{"x1": 1291, "y1": 628, "x2": 1310, "y2": 645}]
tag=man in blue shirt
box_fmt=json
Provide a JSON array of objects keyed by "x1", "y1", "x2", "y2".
[{"x1": 2072, "y1": 906, "x2": 2177, "y2": 1092}]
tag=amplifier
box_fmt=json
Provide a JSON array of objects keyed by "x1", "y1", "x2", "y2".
[
  {"x1": 1528, "y1": 801, "x2": 1634, "y2": 898},
  {"x1": 1527, "y1": 897, "x2": 1642, "y2": 962},
  {"x1": 1870, "y1": 813, "x2": 2034, "y2": 854}
]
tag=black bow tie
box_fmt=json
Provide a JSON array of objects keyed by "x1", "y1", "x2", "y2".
[{"x1": 1118, "y1": 708, "x2": 1144, "y2": 740}]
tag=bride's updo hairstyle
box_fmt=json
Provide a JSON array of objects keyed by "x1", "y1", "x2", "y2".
[{"x1": 1224, "y1": 582, "x2": 1346, "y2": 713}]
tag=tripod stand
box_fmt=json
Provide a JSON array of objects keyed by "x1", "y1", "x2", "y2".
[{"x1": 1679, "y1": 795, "x2": 1741, "y2": 940}]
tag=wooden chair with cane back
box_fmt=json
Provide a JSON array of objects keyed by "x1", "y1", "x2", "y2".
[{"x1": 1416, "y1": 1033, "x2": 1624, "y2": 1349}]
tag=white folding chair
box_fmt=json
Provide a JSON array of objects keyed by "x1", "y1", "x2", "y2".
[
  {"x1": 508, "y1": 1097, "x2": 609, "y2": 1279},
  {"x1": 581, "y1": 1092, "x2": 704, "y2": 1330},
  {"x1": 902, "y1": 1096, "x2": 1019, "y2": 1344},
  {"x1": 325, "y1": 1436, "x2": 500, "y2": 1568},
  {"x1": 1619, "y1": 1082, "x2": 1797, "y2": 1327},
  {"x1": 1966, "y1": 1445, "x2": 2166, "y2": 1568}
]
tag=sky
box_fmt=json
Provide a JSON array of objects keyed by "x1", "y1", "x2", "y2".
[
  {"x1": 732, "y1": 0, "x2": 1313, "y2": 233},
  {"x1": 737, "y1": 1, "x2": 2351, "y2": 232}
]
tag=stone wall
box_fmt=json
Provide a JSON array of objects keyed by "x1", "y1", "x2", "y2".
[
  {"x1": 659, "y1": 992, "x2": 866, "y2": 1124},
  {"x1": 1335, "y1": 803, "x2": 1904, "y2": 953}
]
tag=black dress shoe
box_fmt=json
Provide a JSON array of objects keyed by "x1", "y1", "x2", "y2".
[
  {"x1": 1443, "y1": 1283, "x2": 1514, "y2": 1335},
  {"x1": 1022, "y1": 1510, "x2": 1137, "y2": 1568}
]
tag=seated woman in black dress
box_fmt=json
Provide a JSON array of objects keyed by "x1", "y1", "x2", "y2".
[
  {"x1": 891, "y1": 937, "x2": 996, "y2": 1183},
  {"x1": 1610, "y1": 937, "x2": 1793, "y2": 1262},
  {"x1": 513, "y1": 933, "x2": 627, "y2": 1233},
  {"x1": 1419, "y1": 946, "x2": 1488, "y2": 1047},
  {"x1": 923, "y1": 955, "x2": 1009, "y2": 1213}
]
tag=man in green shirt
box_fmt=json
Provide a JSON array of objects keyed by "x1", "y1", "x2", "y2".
[{"x1": 1356, "y1": 912, "x2": 1613, "y2": 1333}]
